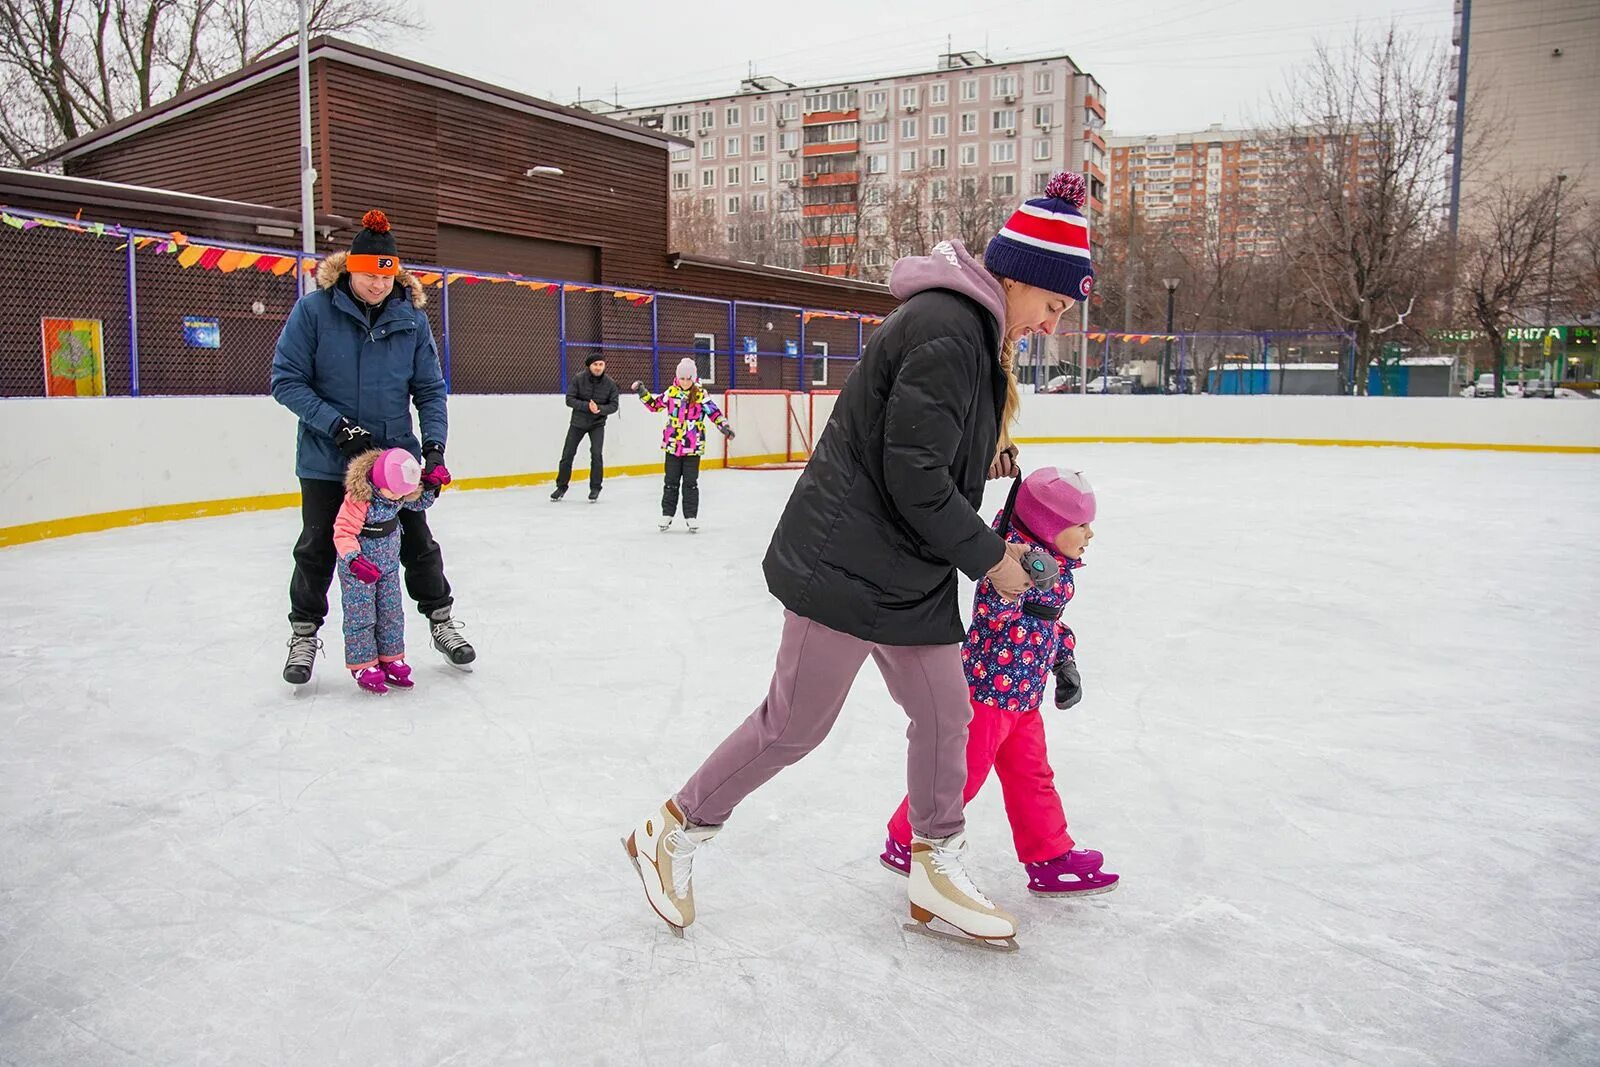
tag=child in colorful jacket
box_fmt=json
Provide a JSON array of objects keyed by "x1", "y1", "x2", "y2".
[
  {"x1": 631, "y1": 357, "x2": 736, "y2": 532},
  {"x1": 879, "y1": 466, "x2": 1118, "y2": 896},
  {"x1": 334, "y1": 447, "x2": 438, "y2": 694}
]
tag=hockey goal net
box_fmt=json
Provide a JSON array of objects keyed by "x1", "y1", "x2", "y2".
[{"x1": 721, "y1": 389, "x2": 841, "y2": 470}]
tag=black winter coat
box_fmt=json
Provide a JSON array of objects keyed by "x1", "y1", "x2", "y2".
[
  {"x1": 763, "y1": 289, "x2": 1009, "y2": 646},
  {"x1": 566, "y1": 371, "x2": 620, "y2": 429}
]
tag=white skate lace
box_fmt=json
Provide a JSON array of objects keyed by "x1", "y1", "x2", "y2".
[
  {"x1": 930, "y1": 842, "x2": 996, "y2": 909},
  {"x1": 431, "y1": 617, "x2": 470, "y2": 653},
  {"x1": 286, "y1": 632, "x2": 322, "y2": 668},
  {"x1": 664, "y1": 829, "x2": 704, "y2": 897}
]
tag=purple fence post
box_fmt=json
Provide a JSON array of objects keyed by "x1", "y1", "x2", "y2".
[
  {"x1": 1102, "y1": 332, "x2": 1112, "y2": 392},
  {"x1": 651, "y1": 296, "x2": 661, "y2": 392},
  {"x1": 558, "y1": 284, "x2": 568, "y2": 387},
  {"x1": 727, "y1": 300, "x2": 738, "y2": 387},
  {"x1": 125, "y1": 237, "x2": 140, "y2": 396},
  {"x1": 440, "y1": 272, "x2": 453, "y2": 392},
  {"x1": 798, "y1": 310, "x2": 808, "y2": 392}
]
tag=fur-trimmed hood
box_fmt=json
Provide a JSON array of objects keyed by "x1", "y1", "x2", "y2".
[
  {"x1": 344, "y1": 448, "x2": 424, "y2": 504},
  {"x1": 316, "y1": 250, "x2": 427, "y2": 308}
]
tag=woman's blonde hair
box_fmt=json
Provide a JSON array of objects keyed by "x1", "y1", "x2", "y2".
[{"x1": 997, "y1": 338, "x2": 1021, "y2": 454}]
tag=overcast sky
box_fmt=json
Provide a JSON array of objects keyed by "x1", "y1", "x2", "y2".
[{"x1": 408, "y1": 0, "x2": 1451, "y2": 135}]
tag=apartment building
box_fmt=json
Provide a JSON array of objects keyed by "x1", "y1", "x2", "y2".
[
  {"x1": 607, "y1": 51, "x2": 1107, "y2": 279},
  {"x1": 1109, "y1": 124, "x2": 1382, "y2": 256}
]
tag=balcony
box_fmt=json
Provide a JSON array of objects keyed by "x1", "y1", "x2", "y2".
[
  {"x1": 802, "y1": 203, "x2": 859, "y2": 217},
  {"x1": 802, "y1": 171, "x2": 861, "y2": 187},
  {"x1": 804, "y1": 141, "x2": 860, "y2": 157},
  {"x1": 1084, "y1": 93, "x2": 1106, "y2": 121},
  {"x1": 1083, "y1": 129, "x2": 1107, "y2": 151},
  {"x1": 804, "y1": 109, "x2": 860, "y2": 126},
  {"x1": 802, "y1": 234, "x2": 857, "y2": 248}
]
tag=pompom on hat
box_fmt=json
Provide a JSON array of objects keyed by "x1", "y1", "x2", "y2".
[{"x1": 984, "y1": 172, "x2": 1095, "y2": 301}]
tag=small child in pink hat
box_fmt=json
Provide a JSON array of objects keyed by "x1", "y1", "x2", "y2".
[
  {"x1": 879, "y1": 465, "x2": 1118, "y2": 896},
  {"x1": 332, "y1": 447, "x2": 439, "y2": 694}
]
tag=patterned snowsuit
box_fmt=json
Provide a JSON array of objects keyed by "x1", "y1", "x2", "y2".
[
  {"x1": 332, "y1": 450, "x2": 437, "y2": 670},
  {"x1": 886, "y1": 511, "x2": 1085, "y2": 862},
  {"x1": 640, "y1": 383, "x2": 730, "y2": 519}
]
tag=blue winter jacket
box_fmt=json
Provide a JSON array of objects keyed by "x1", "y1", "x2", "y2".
[{"x1": 270, "y1": 253, "x2": 448, "y2": 481}]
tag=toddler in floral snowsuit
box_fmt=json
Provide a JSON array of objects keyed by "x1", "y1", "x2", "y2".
[
  {"x1": 880, "y1": 466, "x2": 1119, "y2": 896},
  {"x1": 334, "y1": 447, "x2": 437, "y2": 694}
]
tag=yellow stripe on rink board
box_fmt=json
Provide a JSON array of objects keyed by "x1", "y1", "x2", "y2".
[{"x1": 0, "y1": 453, "x2": 795, "y2": 548}]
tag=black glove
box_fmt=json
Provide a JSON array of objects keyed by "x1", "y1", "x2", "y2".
[
  {"x1": 333, "y1": 418, "x2": 374, "y2": 459},
  {"x1": 719, "y1": 423, "x2": 736, "y2": 439},
  {"x1": 1053, "y1": 660, "x2": 1082, "y2": 710},
  {"x1": 421, "y1": 441, "x2": 450, "y2": 489}
]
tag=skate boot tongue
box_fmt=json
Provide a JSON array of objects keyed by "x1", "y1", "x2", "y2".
[{"x1": 918, "y1": 833, "x2": 996, "y2": 909}]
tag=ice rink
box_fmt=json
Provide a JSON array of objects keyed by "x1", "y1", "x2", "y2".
[{"x1": 2, "y1": 443, "x2": 1597, "y2": 1065}]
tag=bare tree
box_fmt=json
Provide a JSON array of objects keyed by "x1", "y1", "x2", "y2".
[
  {"x1": 1459, "y1": 176, "x2": 1569, "y2": 395},
  {"x1": 0, "y1": 0, "x2": 416, "y2": 164},
  {"x1": 668, "y1": 196, "x2": 722, "y2": 256},
  {"x1": 1267, "y1": 24, "x2": 1458, "y2": 392}
]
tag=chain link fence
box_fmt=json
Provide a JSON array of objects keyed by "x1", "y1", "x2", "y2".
[
  {"x1": 1052, "y1": 330, "x2": 1360, "y2": 395},
  {"x1": 0, "y1": 207, "x2": 882, "y2": 399}
]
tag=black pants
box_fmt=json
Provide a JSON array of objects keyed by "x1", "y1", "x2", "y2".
[
  {"x1": 556, "y1": 422, "x2": 606, "y2": 491},
  {"x1": 662, "y1": 454, "x2": 701, "y2": 518},
  {"x1": 288, "y1": 477, "x2": 453, "y2": 628}
]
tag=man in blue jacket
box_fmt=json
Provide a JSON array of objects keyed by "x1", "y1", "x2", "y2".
[{"x1": 270, "y1": 209, "x2": 476, "y2": 684}]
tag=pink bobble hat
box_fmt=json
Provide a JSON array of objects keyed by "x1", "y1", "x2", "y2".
[
  {"x1": 372, "y1": 447, "x2": 422, "y2": 496},
  {"x1": 1011, "y1": 466, "x2": 1095, "y2": 547}
]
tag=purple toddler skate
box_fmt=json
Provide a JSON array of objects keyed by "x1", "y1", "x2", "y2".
[
  {"x1": 353, "y1": 666, "x2": 389, "y2": 695},
  {"x1": 382, "y1": 660, "x2": 414, "y2": 689},
  {"x1": 1026, "y1": 849, "x2": 1119, "y2": 896},
  {"x1": 879, "y1": 836, "x2": 911, "y2": 876}
]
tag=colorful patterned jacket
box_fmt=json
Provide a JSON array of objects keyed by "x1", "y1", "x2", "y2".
[
  {"x1": 640, "y1": 384, "x2": 729, "y2": 457},
  {"x1": 961, "y1": 511, "x2": 1082, "y2": 714}
]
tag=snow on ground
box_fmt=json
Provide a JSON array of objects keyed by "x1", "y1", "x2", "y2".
[{"x1": 2, "y1": 444, "x2": 1598, "y2": 1065}]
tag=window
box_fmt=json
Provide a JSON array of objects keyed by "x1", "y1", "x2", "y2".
[
  {"x1": 992, "y1": 110, "x2": 1017, "y2": 132},
  {"x1": 960, "y1": 177, "x2": 978, "y2": 198},
  {"x1": 1034, "y1": 104, "x2": 1053, "y2": 127},
  {"x1": 670, "y1": 148, "x2": 691, "y2": 162},
  {"x1": 672, "y1": 171, "x2": 690, "y2": 190},
  {"x1": 866, "y1": 90, "x2": 888, "y2": 112},
  {"x1": 779, "y1": 131, "x2": 801, "y2": 151},
  {"x1": 752, "y1": 222, "x2": 767, "y2": 241},
  {"x1": 810, "y1": 340, "x2": 831, "y2": 383},
  {"x1": 726, "y1": 136, "x2": 741, "y2": 157},
  {"x1": 751, "y1": 134, "x2": 766, "y2": 153},
  {"x1": 692, "y1": 333, "x2": 717, "y2": 384},
  {"x1": 961, "y1": 78, "x2": 978, "y2": 101},
  {"x1": 928, "y1": 147, "x2": 948, "y2": 169},
  {"x1": 900, "y1": 86, "x2": 920, "y2": 109},
  {"x1": 804, "y1": 121, "x2": 859, "y2": 145},
  {"x1": 960, "y1": 112, "x2": 978, "y2": 134},
  {"x1": 701, "y1": 169, "x2": 716, "y2": 187},
  {"x1": 804, "y1": 90, "x2": 856, "y2": 113},
  {"x1": 993, "y1": 74, "x2": 1017, "y2": 98},
  {"x1": 1032, "y1": 172, "x2": 1054, "y2": 194},
  {"x1": 727, "y1": 195, "x2": 741, "y2": 214},
  {"x1": 991, "y1": 141, "x2": 1016, "y2": 163},
  {"x1": 779, "y1": 161, "x2": 798, "y2": 182},
  {"x1": 864, "y1": 249, "x2": 886, "y2": 268},
  {"x1": 726, "y1": 106, "x2": 741, "y2": 127},
  {"x1": 752, "y1": 163, "x2": 768, "y2": 183},
  {"x1": 931, "y1": 178, "x2": 948, "y2": 201},
  {"x1": 781, "y1": 220, "x2": 801, "y2": 241},
  {"x1": 960, "y1": 144, "x2": 978, "y2": 166},
  {"x1": 900, "y1": 149, "x2": 918, "y2": 171},
  {"x1": 700, "y1": 140, "x2": 716, "y2": 160},
  {"x1": 702, "y1": 196, "x2": 715, "y2": 213},
  {"x1": 901, "y1": 118, "x2": 918, "y2": 139},
  {"x1": 930, "y1": 82, "x2": 948, "y2": 105},
  {"x1": 780, "y1": 100, "x2": 799, "y2": 120},
  {"x1": 728, "y1": 166, "x2": 742, "y2": 185},
  {"x1": 751, "y1": 192, "x2": 768, "y2": 211},
  {"x1": 1034, "y1": 139, "x2": 1052, "y2": 161},
  {"x1": 865, "y1": 215, "x2": 888, "y2": 236},
  {"x1": 671, "y1": 113, "x2": 691, "y2": 135},
  {"x1": 1034, "y1": 70, "x2": 1054, "y2": 94},
  {"x1": 992, "y1": 174, "x2": 1015, "y2": 197},
  {"x1": 868, "y1": 153, "x2": 887, "y2": 174},
  {"x1": 866, "y1": 122, "x2": 889, "y2": 143},
  {"x1": 864, "y1": 185, "x2": 886, "y2": 206},
  {"x1": 930, "y1": 114, "x2": 948, "y2": 137},
  {"x1": 699, "y1": 109, "x2": 715, "y2": 130},
  {"x1": 753, "y1": 105, "x2": 766, "y2": 123}
]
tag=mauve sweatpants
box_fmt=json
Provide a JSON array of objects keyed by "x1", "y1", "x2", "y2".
[{"x1": 676, "y1": 610, "x2": 974, "y2": 839}]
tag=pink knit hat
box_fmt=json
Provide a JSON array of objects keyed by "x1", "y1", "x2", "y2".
[
  {"x1": 675, "y1": 357, "x2": 698, "y2": 381},
  {"x1": 1012, "y1": 466, "x2": 1095, "y2": 548},
  {"x1": 372, "y1": 447, "x2": 421, "y2": 496}
]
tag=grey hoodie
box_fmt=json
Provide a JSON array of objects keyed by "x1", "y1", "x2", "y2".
[{"x1": 888, "y1": 239, "x2": 1007, "y2": 333}]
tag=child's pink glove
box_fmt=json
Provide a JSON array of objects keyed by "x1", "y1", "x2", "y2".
[{"x1": 347, "y1": 555, "x2": 381, "y2": 584}]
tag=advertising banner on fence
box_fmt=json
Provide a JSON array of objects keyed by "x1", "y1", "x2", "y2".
[
  {"x1": 183, "y1": 316, "x2": 221, "y2": 349},
  {"x1": 40, "y1": 317, "x2": 106, "y2": 397}
]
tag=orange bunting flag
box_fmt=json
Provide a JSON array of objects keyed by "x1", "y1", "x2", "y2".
[
  {"x1": 215, "y1": 249, "x2": 247, "y2": 273},
  {"x1": 270, "y1": 257, "x2": 296, "y2": 276}
]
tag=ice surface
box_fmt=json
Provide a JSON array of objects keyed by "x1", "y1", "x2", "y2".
[{"x1": 2, "y1": 444, "x2": 1598, "y2": 1066}]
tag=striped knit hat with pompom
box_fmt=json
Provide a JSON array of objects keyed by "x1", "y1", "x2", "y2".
[
  {"x1": 348, "y1": 209, "x2": 400, "y2": 276},
  {"x1": 983, "y1": 172, "x2": 1094, "y2": 300}
]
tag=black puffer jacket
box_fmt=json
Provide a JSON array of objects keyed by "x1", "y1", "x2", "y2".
[
  {"x1": 763, "y1": 266, "x2": 1010, "y2": 646},
  {"x1": 566, "y1": 370, "x2": 620, "y2": 429}
]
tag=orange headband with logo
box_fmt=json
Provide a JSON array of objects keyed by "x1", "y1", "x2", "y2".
[{"x1": 346, "y1": 253, "x2": 400, "y2": 276}]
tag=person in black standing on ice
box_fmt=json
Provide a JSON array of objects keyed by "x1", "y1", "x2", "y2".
[
  {"x1": 271, "y1": 209, "x2": 477, "y2": 684},
  {"x1": 551, "y1": 354, "x2": 620, "y2": 502}
]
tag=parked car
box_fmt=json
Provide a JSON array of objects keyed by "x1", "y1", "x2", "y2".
[
  {"x1": 1474, "y1": 373, "x2": 1497, "y2": 397},
  {"x1": 1522, "y1": 378, "x2": 1555, "y2": 398},
  {"x1": 1085, "y1": 375, "x2": 1135, "y2": 394}
]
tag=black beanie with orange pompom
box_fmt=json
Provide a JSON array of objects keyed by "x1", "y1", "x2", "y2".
[{"x1": 347, "y1": 209, "x2": 400, "y2": 276}]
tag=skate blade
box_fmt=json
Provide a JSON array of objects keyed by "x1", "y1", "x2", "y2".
[
  {"x1": 879, "y1": 858, "x2": 910, "y2": 878},
  {"x1": 621, "y1": 836, "x2": 686, "y2": 939},
  {"x1": 1028, "y1": 881, "x2": 1118, "y2": 898},
  {"x1": 902, "y1": 919, "x2": 1019, "y2": 953}
]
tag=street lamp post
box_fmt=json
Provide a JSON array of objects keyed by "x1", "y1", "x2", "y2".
[
  {"x1": 1543, "y1": 173, "x2": 1567, "y2": 380},
  {"x1": 1162, "y1": 277, "x2": 1179, "y2": 394},
  {"x1": 296, "y1": 0, "x2": 316, "y2": 293}
]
